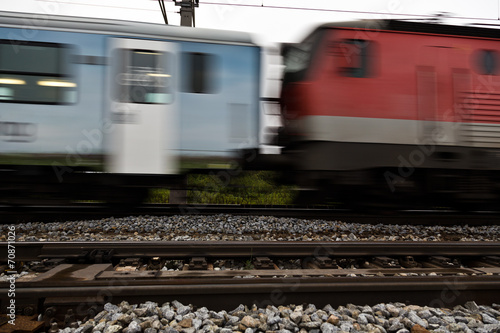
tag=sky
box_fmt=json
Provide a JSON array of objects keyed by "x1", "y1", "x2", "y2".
[{"x1": 1, "y1": 0, "x2": 499, "y2": 46}]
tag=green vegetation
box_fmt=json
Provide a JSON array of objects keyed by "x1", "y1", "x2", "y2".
[
  {"x1": 244, "y1": 260, "x2": 255, "y2": 270},
  {"x1": 148, "y1": 171, "x2": 295, "y2": 205}
]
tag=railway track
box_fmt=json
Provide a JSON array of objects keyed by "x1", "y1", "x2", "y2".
[
  {"x1": 3, "y1": 203, "x2": 500, "y2": 226},
  {"x1": 1, "y1": 241, "x2": 500, "y2": 331}
]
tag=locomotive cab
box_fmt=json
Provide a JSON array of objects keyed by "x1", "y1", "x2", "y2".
[{"x1": 278, "y1": 20, "x2": 500, "y2": 210}]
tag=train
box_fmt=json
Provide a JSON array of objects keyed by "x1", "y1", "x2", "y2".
[
  {"x1": 0, "y1": 10, "x2": 261, "y2": 204},
  {"x1": 2, "y1": 10, "x2": 500, "y2": 209},
  {"x1": 277, "y1": 19, "x2": 500, "y2": 209}
]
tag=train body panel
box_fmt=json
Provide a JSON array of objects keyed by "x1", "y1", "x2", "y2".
[
  {"x1": 282, "y1": 22, "x2": 500, "y2": 150},
  {"x1": 0, "y1": 12, "x2": 260, "y2": 161},
  {"x1": 0, "y1": 28, "x2": 105, "y2": 159},
  {"x1": 0, "y1": 11, "x2": 261, "y2": 202},
  {"x1": 279, "y1": 20, "x2": 500, "y2": 207}
]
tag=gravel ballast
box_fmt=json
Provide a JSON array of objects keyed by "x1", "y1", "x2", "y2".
[
  {"x1": 1, "y1": 214, "x2": 499, "y2": 242},
  {"x1": 56, "y1": 300, "x2": 500, "y2": 333}
]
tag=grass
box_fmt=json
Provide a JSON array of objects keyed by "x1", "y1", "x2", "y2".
[{"x1": 148, "y1": 171, "x2": 295, "y2": 205}]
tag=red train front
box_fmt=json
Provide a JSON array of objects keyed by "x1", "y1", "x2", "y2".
[{"x1": 277, "y1": 20, "x2": 500, "y2": 209}]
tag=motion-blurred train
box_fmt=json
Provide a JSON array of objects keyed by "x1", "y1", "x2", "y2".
[
  {"x1": 277, "y1": 20, "x2": 500, "y2": 209},
  {"x1": 0, "y1": 10, "x2": 261, "y2": 203},
  {"x1": 2, "y1": 11, "x2": 500, "y2": 209}
]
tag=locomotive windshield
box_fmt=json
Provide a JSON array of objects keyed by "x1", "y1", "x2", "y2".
[{"x1": 282, "y1": 29, "x2": 325, "y2": 84}]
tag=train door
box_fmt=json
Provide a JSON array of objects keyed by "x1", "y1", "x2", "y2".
[{"x1": 106, "y1": 38, "x2": 177, "y2": 174}]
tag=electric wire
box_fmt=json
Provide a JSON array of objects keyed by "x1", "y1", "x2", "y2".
[{"x1": 32, "y1": 0, "x2": 500, "y2": 23}]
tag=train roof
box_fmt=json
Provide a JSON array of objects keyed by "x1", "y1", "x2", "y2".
[
  {"x1": 0, "y1": 10, "x2": 256, "y2": 46},
  {"x1": 318, "y1": 19, "x2": 500, "y2": 39}
]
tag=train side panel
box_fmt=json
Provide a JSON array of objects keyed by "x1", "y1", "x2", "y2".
[
  {"x1": 0, "y1": 12, "x2": 261, "y2": 203},
  {"x1": 279, "y1": 21, "x2": 500, "y2": 207},
  {"x1": 177, "y1": 42, "x2": 261, "y2": 168},
  {"x1": 0, "y1": 28, "x2": 106, "y2": 167}
]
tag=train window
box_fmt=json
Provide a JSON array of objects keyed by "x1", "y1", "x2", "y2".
[
  {"x1": 335, "y1": 39, "x2": 372, "y2": 78},
  {"x1": 0, "y1": 40, "x2": 77, "y2": 104},
  {"x1": 181, "y1": 52, "x2": 218, "y2": 94},
  {"x1": 115, "y1": 49, "x2": 172, "y2": 104},
  {"x1": 474, "y1": 50, "x2": 499, "y2": 75}
]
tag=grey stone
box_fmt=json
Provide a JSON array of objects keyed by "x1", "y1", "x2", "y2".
[
  {"x1": 225, "y1": 315, "x2": 239, "y2": 326},
  {"x1": 482, "y1": 313, "x2": 500, "y2": 324},
  {"x1": 407, "y1": 311, "x2": 427, "y2": 328},
  {"x1": 429, "y1": 308, "x2": 446, "y2": 317},
  {"x1": 362, "y1": 306, "x2": 374, "y2": 315},
  {"x1": 323, "y1": 305, "x2": 335, "y2": 314},
  {"x1": 171, "y1": 301, "x2": 184, "y2": 309},
  {"x1": 386, "y1": 304, "x2": 400, "y2": 317},
  {"x1": 357, "y1": 313, "x2": 369, "y2": 325},
  {"x1": 151, "y1": 320, "x2": 162, "y2": 330},
  {"x1": 428, "y1": 317, "x2": 445, "y2": 326},
  {"x1": 195, "y1": 308, "x2": 210, "y2": 321},
  {"x1": 281, "y1": 318, "x2": 297, "y2": 331},
  {"x1": 428, "y1": 323, "x2": 440, "y2": 330},
  {"x1": 388, "y1": 320, "x2": 404, "y2": 333},
  {"x1": 375, "y1": 317, "x2": 389, "y2": 329},
  {"x1": 104, "y1": 325, "x2": 122, "y2": 333},
  {"x1": 177, "y1": 306, "x2": 191, "y2": 316},
  {"x1": 192, "y1": 318, "x2": 202, "y2": 330},
  {"x1": 119, "y1": 302, "x2": 132, "y2": 313},
  {"x1": 162, "y1": 310, "x2": 175, "y2": 321},
  {"x1": 229, "y1": 304, "x2": 245, "y2": 314},
  {"x1": 75, "y1": 324, "x2": 94, "y2": 333},
  {"x1": 482, "y1": 323, "x2": 500, "y2": 332},
  {"x1": 163, "y1": 328, "x2": 178, "y2": 333},
  {"x1": 320, "y1": 322, "x2": 338, "y2": 333},
  {"x1": 290, "y1": 312, "x2": 302, "y2": 324},
  {"x1": 417, "y1": 309, "x2": 432, "y2": 320},
  {"x1": 104, "y1": 304, "x2": 120, "y2": 313},
  {"x1": 464, "y1": 301, "x2": 479, "y2": 313},
  {"x1": 93, "y1": 322, "x2": 106, "y2": 333},
  {"x1": 340, "y1": 321, "x2": 354, "y2": 332},
  {"x1": 133, "y1": 308, "x2": 148, "y2": 317},
  {"x1": 209, "y1": 311, "x2": 224, "y2": 320},
  {"x1": 442, "y1": 316, "x2": 456, "y2": 324},
  {"x1": 117, "y1": 315, "x2": 133, "y2": 326},
  {"x1": 304, "y1": 304, "x2": 317, "y2": 315},
  {"x1": 299, "y1": 321, "x2": 321, "y2": 329},
  {"x1": 267, "y1": 315, "x2": 282, "y2": 325},
  {"x1": 467, "y1": 318, "x2": 483, "y2": 329},
  {"x1": 94, "y1": 311, "x2": 108, "y2": 322}
]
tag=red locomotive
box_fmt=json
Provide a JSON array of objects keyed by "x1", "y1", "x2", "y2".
[{"x1": 277, "y1": 20, "x2": 500, "y2": 209}]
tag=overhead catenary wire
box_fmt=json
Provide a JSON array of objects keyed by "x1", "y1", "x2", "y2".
[
  {"x1": 32, "y1": 0, "x2": 500, "y2": 23},
  {"x1": 200, "y1": 1, "x2": 499, "y2": 22}
]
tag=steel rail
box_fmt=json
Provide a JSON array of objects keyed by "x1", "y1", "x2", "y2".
[
  {"x1": 2, "y1": 241, "x2": 500, "y2": 262},
  {"x1": 1, "y1": 241, "x2": 500, "y2": 318},
  {"x1": 3, "y1": 272, "x2": 500, "y2": 311},
  {"x1": 3, "y1": 203, "x2": 500, "y2": 225}
]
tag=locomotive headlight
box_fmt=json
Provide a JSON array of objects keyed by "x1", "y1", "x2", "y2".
[
  {"x1": 37, "y1": 80, "x2": 77, "y2": 88},
  {"x1": 0, "y1": 78, "x2": 26, "y2": 85}
]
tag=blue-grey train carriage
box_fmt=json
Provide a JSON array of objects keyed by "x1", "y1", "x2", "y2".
[{"x1": 0, "y1": 11, "x2": 261, "y2": 203}]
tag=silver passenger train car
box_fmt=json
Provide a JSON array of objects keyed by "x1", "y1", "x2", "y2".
[{"x1": 0, "y1": 11, "x2": 261, "y2": 203}]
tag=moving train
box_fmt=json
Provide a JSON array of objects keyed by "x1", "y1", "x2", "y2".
[
  {"x1": 277, "y1": 19, "x2": 500, "y2": 209},
  {"x1": 2, "y1": 10, "x2": 500, "y2": 209},
  {"x1": 0, "y1": 10, "x2": 261, "y2": 203}
]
